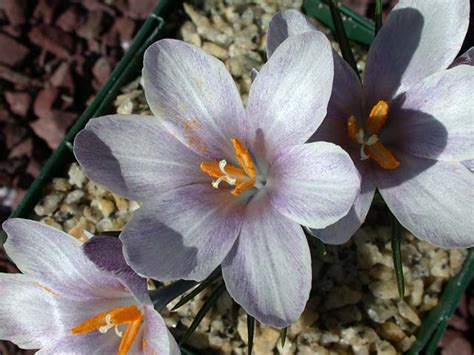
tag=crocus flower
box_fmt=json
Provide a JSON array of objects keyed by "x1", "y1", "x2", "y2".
[
  {"x1": 267, "y1": 2, "x2": 474, "y2": 247},
  {"x1": 0, "y1": 218, "x2": 179, "y2": 354},
  {"x1": 74, "y1": 33, "x2": 361, "y2": 327}
]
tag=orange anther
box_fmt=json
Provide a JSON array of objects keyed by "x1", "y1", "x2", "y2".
[
  {"x1": 365, "y1": 141, "x2": 400, "y2": 169},
  {"x1": 231, "y1": 137, "x2": 256, "y2": 178},
  {"x1": 365, "y1": 100, "x2": 389, "y2": 136},
  {"x1": 347, "y1": 115, "x2": 359, "y2": 144}
]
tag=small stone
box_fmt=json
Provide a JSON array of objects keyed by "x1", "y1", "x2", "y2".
[
  {"x1": 113, "y1": 194, "x2": 129, "y2": 212},
  {"x1": 5, "y1": 91, "x2": 31, "y2": 117},
  {"x1": 379, "y1": 321, "x2": 407, "y2": 342},
  {"x1": 51, "y1": 178, "x2": 71, "y2": 192},
  {"x1": 449, "y1": 249, "x2": 466, "y2": 275},
  {"x1": 397, "y1": 335, "x2": 416, "y2": 352},
  {"x1": 34, "y1": 192, "x2": 64, "y2": 216},
  {"x1": 39, "y1": 216, "x2": 63, "y2": 231},
  {"x1": 253, "y1": 327, "x2": 280, "y2": 354},
  {"x1": 369, "y1": 264, "x2": 394, "y2": 281},
  {"x1": 408, "y1": 279, "x2": 424, "y2": 307},
  {"x1": 202, "y1": 42, "x2": 228, "y2": 59},
  {"x1": 86, "y1": 181, "x2": 107, "y2": 197},
  {"x1": 117, "y1": 97, "x2": 134, "y2": 114},
  {"x1": 369, "y1": 280, "x2": 399, "y2": 300},
  {"x1": 68, "y1": 163, "x2": 87, "y2": 188},
  {"x1": 324, "y1": 286, "x2": 362, "y2": 310},
  {"x1": 340, "y1": 326, "x2": 378, "y2": 348},
  {"x1": 0, "y1": 33, "x2": 29, "y2": 66},
  {"x1": 180, "y1": 21, "x2": 202, "y2": 47},
  {"x1": 68, "y1": 222, "x2": 88, "y2": 243},
  {"x1": 366, "y1": 300, "x2": 398, "y2": 323},
  {"x1": 96, "y1": 217, "x2": 115, "y2": 232},
  {"x1": 91, "y1": 198, "x2": 115, "y2": 218},
  {"x1": 83, "y1": 206, "x2": 101, "y2": 224},
  {"x1": 397, "y1": 300, "x2": 421, "y2": 326},
  {"x1": 375, "y1": 340, "x2": 397, "y2": 355},
  {"x1": 65, "y1": 189, "x2": 85, "y2": 204}
]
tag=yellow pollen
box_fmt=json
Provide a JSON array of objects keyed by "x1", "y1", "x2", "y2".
[
  {"x1": 347, "y1": 100, "x2": 400, "y2": 170},
  {"x1": 200, "y1": 137, "x2": 258, "y2": 196},
  {"x1": 70, "y1": 305, "x2": 143, "y2": 355}
]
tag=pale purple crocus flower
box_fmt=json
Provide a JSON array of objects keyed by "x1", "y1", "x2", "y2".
[
  {"x1": 74, "y1": 33, "x2": 361, "y2": 327},
  {"x1": 267, "y1": 2, "x2": 474, "y2": 248},
  {"x1": 0, "y1": 218, "x2": 179, "y2": 354}
]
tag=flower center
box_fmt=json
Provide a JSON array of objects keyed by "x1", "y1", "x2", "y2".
[
  {"x1": 347, "y1": 100, "x2": 400, "y2": 169},
  {"x1": 200, "y1": 137, "x2": 264, "y2": 196},
  {"x1": 70, "y1": 305, "x2": 143, "y2": 355}
]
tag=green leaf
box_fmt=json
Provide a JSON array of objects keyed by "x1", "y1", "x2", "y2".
[
  {"x1": 374, "y1": 0, "x2": 382, "y2": 35},
  {"x1": 247, "y1": 314, "x2": 255, "y2": 354},
  {"x1": 391, "y1": 214, "x2": 405, "y2": 299},
  {"x1": 327, "y1": 0, "x2": 359, "y2": 77},
  {"x1": 150, "y1": 280, "x2": 197, "y2": 311},
  {"x1": 172, "y1": 267, "x2": 222, "y2": 310},
  {"x1": 280, "y1": 327, "x2": 288, "y2": 347},
  {"x1": 178, "y1": 282, "x2": 226, "y2": 345}
]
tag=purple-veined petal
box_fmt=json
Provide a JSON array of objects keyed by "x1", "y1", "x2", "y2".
[
  {"x1": 0, "y1": 274, "x2": 63, "y2": 349},
  {"x1": 462, "y1": 159, "x2": 474, "y2": 172},
  {"x1": 2, "y1": 219, "x2": 126, "y2": 301},
  {"x1": 312, "y1": 161, "x2": 376, "y2": 244},
  {"x1": 385, "y1": 65, "x2": 474, "y2": 161},
  {"x1": 376, "y1": 152, "x2": 474, "y2": 248},
  {"x1": 450, "y1": 47, "x2": 474, "y2": 67},
  {"x1": 121, "y1": 183, "x2": 245, "y2": 282},
  {"x1": 37, "y1": 332, "x2": 122, "y2": 355},
  {"x1": 143, "y1": 306, "x2": 180, "y2": 355},
  {"x1": 268, "y1": 142, "x2": 361, "y2": 229},
  {"x1": 266, "y1": 10, "x2": 363, "y2": 147},
  {"x1": 143, "y1": 39, "x2": 246, "y2": 160},
  {"x1": 266, "y1": 9, "x2": 316, "y2": 58},
  {"x1": 246, "y1": 31, "x2": 333, "y2": 154},
  {"x1": 74, "y1": 114, "x2": 207, "y2": 201},
  {"x1": 222, "y1": 196, "x2": 311, "y2": 327},
  {"x1": 84, "y1": 236, "x2": 151, "y2": 305},
  {"x1": 364, "y1": 0, "x2": 469, "y2": 104}
]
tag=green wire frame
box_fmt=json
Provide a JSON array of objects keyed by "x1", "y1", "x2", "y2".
[{"x1": 2, "y1": 0, "x2": 472, "y2": 352}]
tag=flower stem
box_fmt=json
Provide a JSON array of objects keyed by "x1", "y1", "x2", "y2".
[
  {"x1": 375, "y1": 0, "x2": 382, "y2": 35},
  {"x1": 327, "y1": 0, "x2": 359, "y2": 78},
  {"x1": 391, "y1": 213, "x2": 405, "y2": 299}
]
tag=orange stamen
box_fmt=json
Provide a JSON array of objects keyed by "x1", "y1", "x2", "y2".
[
  {"x1": 200, "y1": 137, "x2": 259, "y2": 196},
  {"x1": 365, "y1": 141, "x2": 400, "y2": 169},
  {"x1": 231, "y1": 137, "x2": 256, "y2": 178},
  {"x1": 71, "y1": 305, "x2": 143, "y2": 355},
  {"x1": 347, "y1": 115, "x2": 359, "y2": 144},
  {"x1": 365, "y1": 100, "x2": 389, "y2": 136},
  {"x1": 118, "y1": 318, "x2": 143, "y2": 355}
]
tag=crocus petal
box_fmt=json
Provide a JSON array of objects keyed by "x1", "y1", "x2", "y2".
[
  {"x1": 222, "y1": 197, "x2": 311, "y2": 327},
  {"x1": 266, "y1": 9, "x2": 316, "y2": 58},
  {"x1": 462, "y1": 159, "x2": 474, "y2": 172},
  {"x1": 143, "y1": 39, "x2": 246, "y2": 160},
  {"x1": 0, "y1": 274, "x2": 63, "y2": 349},
  {"x1": 246, "y1": 32, "x2": 333, "y2": 154},
  {"x1": 312, "y1": 162, "x2": 376, "y2": 244},
  {"x1": 143, "y1": 306, "x2": 180, "y2": 355},
  {"x1": 37, "y1": 332, "x2": 121, "y2": 355},
  {"x1": 84, "y1": 236, "x2": 151, "y2": 305},
  {"x1": 450, "y1": 47, "x2": 474, "y2": 67},
  {"x1": 2, "y1": 219, "x2": 126, "y2": 301},
  {"x1": 74, "y1": 114, "x2": 207, "y2": 201},
  {"x1": 385, "y1": 65, "x2": 474, "y2": 161},
  {"x1": 266, "y1": 10, "x2": 363, "y2": 147},
  {"x1": 268, "y1": 142, "x2": 360, "y2": 229},
  {"x1": 364, "y1": 0, "x2": 469, "y2": 103},
  {"x1": 377, "y1": 153, "x2": 474, "y2": 248},
  {"x1": 121, "y1": 184, "x2": 244, "y2": 281}
]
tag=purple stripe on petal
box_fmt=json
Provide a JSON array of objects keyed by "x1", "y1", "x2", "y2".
[
  {"x1": 450, "y1": 47, "x2": 474, "y2": 68},
  {"x1": 246, "y1": 32, "x2": 333, "y2": 156},
  {"x1": 0, "y1": 274, "x2": 63, "y2": 349},
  {"x1": 121, "y1": 183, "x2": 244, "y2": 282},
  {"x1": 268, "y1": 142, "x2": 361, "y2": 229},
  {"x1": 384, "y1": 65, "x2": 474, "y2": 161},
  {"x1": 84, "y1": 236, "x2": 151, "y2": 305},
  {"x1": 266, "y1": 10, "x2": 316, "y2": 58},
  {"x1": 376, "y1": 152, "x2": 474, "y2": 248},
  {"x1": 222, "y1": 197, "x2": 311, "y2": 328},
  {"x1": 143, "y1": 39, "x2": 246, "y2": 160},
  {"x1": 2, "y1": 219, "x2": 126, "y2": 301},
  {"x1": 364, "y1": 0, "x2": 469, "y2": 104},
  {"x1": 74, "y1": 114, "x2": 207, "y2": 202}
]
